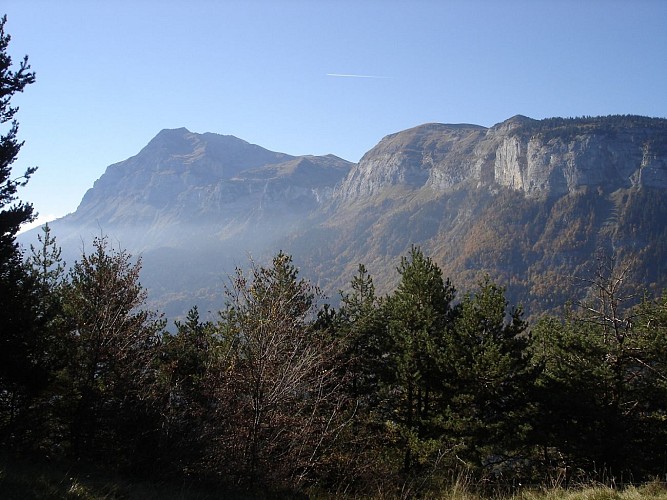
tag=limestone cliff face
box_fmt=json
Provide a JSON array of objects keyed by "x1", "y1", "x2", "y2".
[
  {"x1": 335, "y1": 115, "x2": 667, "y2": 204},
  {"x1": 335, "y1": 123, "x2": 487, "y2": 202},
  {"x1": 494, "y1": 125, "x2": 667, "y2": 196}
]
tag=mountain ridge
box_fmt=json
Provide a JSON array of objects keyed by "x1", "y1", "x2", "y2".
[{"x1": 19, "y1": 115, "x2": 667, "y2": 320}]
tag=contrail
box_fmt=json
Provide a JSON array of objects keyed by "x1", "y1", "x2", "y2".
[{"x1": 326, "y1": 73, "x2": 392, "y2": 79}]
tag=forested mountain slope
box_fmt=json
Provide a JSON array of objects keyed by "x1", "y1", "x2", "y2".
[
  {"x1": 289, "y1": 115, "x2": 667, "y2": 315},
  {"x1": 19, "y1": 115, "x2": 667, "y2": 319}
]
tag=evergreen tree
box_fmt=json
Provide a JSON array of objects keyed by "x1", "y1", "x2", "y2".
[
  {"x1": 0, "y1": 14, "x2": 36, "y2": 261},
  {"x1": 326, "y1": 265, "x2": 388, "y2": 488},
  {"x1": 63, "y1": 236, "x2": 164, "y2": 463},
  {"x1": 531, "y1": 315, "x2": 611, "y2": 481},
  {"x1": 0, "y1": 14, "x2": 40, "y2": 450},
  {"x1": 26, "y1": 223, "x2": 66, "y2": 334},
  {"x1": 631, "y1": 291, "x2": 667, "y2": 475},
  {"x1": 448, "y1": 278, "x2": 535, "y2": 473},
  {"x1": 167, "y1": 306, "x2": 216, "y2": 406},
  {"x1": 381, "y1": 246, "x2": 456, "y2": 472},
  {"x1": 0, "y1": 256, "x2": 44, "y2": 450},
  {"x1": 532, "y1": 257, "x2": 667, "y2": 481},
  {"x1": 154, "y1": 306, "x2": 218, "y2": 475},
  {"x1": 14, "y1": 224, "x2": 71, "y2": 452},
  {"x1": 338, "y1": 263, "x2": 384, "y2": 399}
]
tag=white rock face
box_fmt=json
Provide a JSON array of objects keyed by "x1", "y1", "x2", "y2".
[
  {"x1": 335, "y1": 116, "x2": 667, "y2": 203},
  {"x1": 493, "y1": 130, "x2": 667, "y2": 197},
  {"x1": 335, "y1": 123, "x2": 487, "y2": 202},
  {"x1": 494, "y1": 137, "x2": 526, "y2": 191}
]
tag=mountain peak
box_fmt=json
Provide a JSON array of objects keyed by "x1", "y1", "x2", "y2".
[
  {"x1": 506, "y1": 114, "x2": 534, "y2": 123},
  {"x1": 156, "y1": 126, "x2": 191, "y2": 136},
  {"x1": 140, "y1": 127, "x2": 200, "y2": 157},
  {"x1": 69, "y1": 127, "x2": 347, "y2": 229},
  {"x1": 149, "y1": 127, "x2": 196, "y2": 145},
  {"x1": 489, "y1": 115, "x2": 537, "y2": 134},
  {"x1": 130, "y1": 128, "x2": 295, "y2": 171}
]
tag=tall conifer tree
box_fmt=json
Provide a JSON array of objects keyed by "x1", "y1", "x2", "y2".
[
  {"x1": 0, "y1": 15, "x2": 40, "y2": 450},
  {"x1": 448, "y1": 278, "x2": 535, "y2": 470},
  {"x1": 0, "y1": 14, "x2": 36, "y2": 260},
  {"x1": 382, "y1": 246, "x2": 456, "y2": 472}
]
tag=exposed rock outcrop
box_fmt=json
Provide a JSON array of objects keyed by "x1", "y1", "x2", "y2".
[{"x1": 335, "y1": 115, "x2": 667, "y2": 204}]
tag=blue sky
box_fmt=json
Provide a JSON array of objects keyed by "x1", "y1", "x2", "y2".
[{"x1": 5, "y1": 0, "x2": 667, "y2": 229}]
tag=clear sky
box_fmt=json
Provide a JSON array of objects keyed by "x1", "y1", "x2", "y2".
[{"x1": 5, "y1": 0, "x2": 667, "y2": 230}]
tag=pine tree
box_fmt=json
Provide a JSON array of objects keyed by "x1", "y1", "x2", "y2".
[
  {"x1": 0, "y1": 14, "x2": 36, "y2": 262},
  {"x1": 532, "y1": 259, "x2": 667, "y2": 481},
  {"x1": 448, "y1": 277, "x2": 535, "y2": 472},
  {"x1": 27, "y1": 223, "x2": 66, "y2": 325},
  {"x1": 155, "y1": 306, "x2": 218, "y2": 475},
  {"x1": 63, "y1": 236, "x2": 164, "y2": 461},
  {"x1": 382, "y1": 246, "x2": 456, "y2": 472},
  {"x1": 531, "y1": 315, "x2": 609, "y2": 481},
  {"x1": 338, "y1": 264, "x2": 384, "y2": 399},
  {"x1": 0, "y1": 255, "x2": 44, "y2": 449},
  {"x1": 324, "y1": 264, "x2": 389, "y2": 486},
  {"x1": 0, "y1": 15, "x2": 39, "y2": 450},
  {"x1": 631, "y1": 291, "x2": 667, "y2": 476}
]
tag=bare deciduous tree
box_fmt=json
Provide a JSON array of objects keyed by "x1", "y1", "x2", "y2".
[{"x1": 213, "y1": 252, "x2": 347, "y2": 486}]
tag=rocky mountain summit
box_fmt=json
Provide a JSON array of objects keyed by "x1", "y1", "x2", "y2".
[
  {"x1": 67, "y1": 128, "x2": 350, "y2": 249},
  {"x1": 20, "y1": 115, "x2": 667, "y2": 320}
]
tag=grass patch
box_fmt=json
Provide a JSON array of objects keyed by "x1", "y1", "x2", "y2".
[
  {"x1": 511, "y1": 481, "x2": 667, "y2": 500},
  {"x1": 3, "y1": 455, "x2": 667, "y2": 499}
]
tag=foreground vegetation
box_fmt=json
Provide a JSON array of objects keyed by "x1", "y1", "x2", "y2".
[
  {"x1": 3, "y1": 455, "x2": 667, "y2": 499},
  {"x1": 3, "y1": 13, "x2": 667, "y2": 498},
  {"x1": 3, "y1": 227, "x2": 667, "y2": 496}
]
